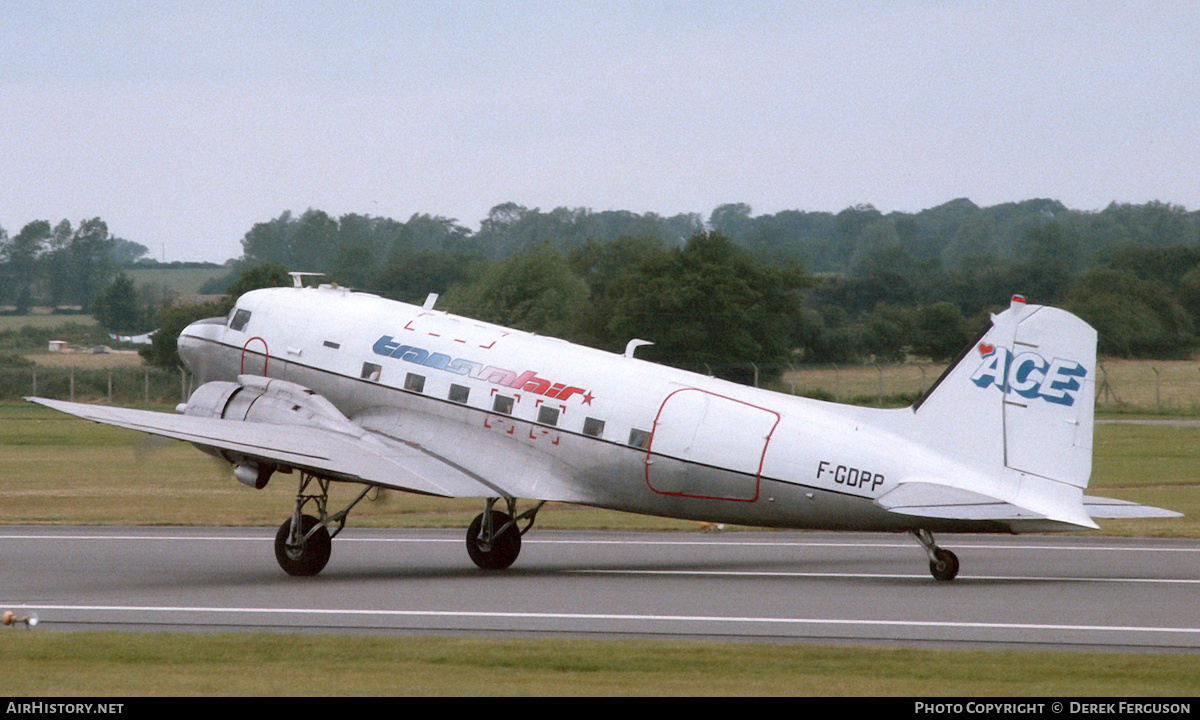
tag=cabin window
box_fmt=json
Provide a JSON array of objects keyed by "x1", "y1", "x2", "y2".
[
  {"x1": 583, "y1": 417, "x2": 605, "y2": 438},
  {"x1": 361, "y1": 362, "x2": 381, "y2": 382},
  {"x1": 404, "y1": 373, "x2": 426, "y2": 393},
  {"x1": 449, "y1": 384, "x2": 470, "y2": 404},
  {"x1": 229, "y1": 308, "x2": 251, "y2": 332},
  {"x1": 323, "y1": 340, "x2": 341, "y2": 349},
  {"x1": 537, "y1": 405, "x2": 559, "y2": 427},
  {"x1": 628, "y1": 428, "x2": 651, "y2": 449},
  {"x1": 493, "y1": 395, "x2": 514, "y2": 415}
]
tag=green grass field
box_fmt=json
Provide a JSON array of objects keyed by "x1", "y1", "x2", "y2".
[
  {"x1": 0, "y1": 314, "x2": 96, "y2": 332},
  {"x1": 2, "y1": 632, "x2": 1198, "y2": 696},
  {"x1": 123, "y1": 265, "x2": 230, "y2": 296}
]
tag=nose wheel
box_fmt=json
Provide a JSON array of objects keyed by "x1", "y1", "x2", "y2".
[{"x1": 912, "y1": 529, "x2": 959, "y2": 581}]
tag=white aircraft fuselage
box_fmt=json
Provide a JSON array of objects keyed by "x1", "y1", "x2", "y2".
[
  {"x1": 32, "y1": 281, "x2": 1178, "y2": 580},
  {"x1": 181, "y1": 284, "x2": 935, "y2": 533}
]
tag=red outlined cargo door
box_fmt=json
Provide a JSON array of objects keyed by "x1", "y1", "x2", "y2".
[{"x1": 646, "y1": 388, "x2": 779, "y2": 502}]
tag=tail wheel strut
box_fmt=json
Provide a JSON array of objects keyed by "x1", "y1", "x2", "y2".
[{"x1": 911, "y1": 529, "x2": 960, "y2": 582}]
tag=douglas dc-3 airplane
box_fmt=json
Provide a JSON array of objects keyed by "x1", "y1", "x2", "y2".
[{"x1": 29, "y1": 277, "x2": 1179, "y2": 581}]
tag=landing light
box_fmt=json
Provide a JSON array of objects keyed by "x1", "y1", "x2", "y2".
[{"x1": 234, "y1": 462, "x2": 274, "y2": 490}]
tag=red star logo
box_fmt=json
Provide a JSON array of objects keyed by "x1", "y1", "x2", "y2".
[{"x1": 582, "y1": 391, "x2": 594, "y2": 405}]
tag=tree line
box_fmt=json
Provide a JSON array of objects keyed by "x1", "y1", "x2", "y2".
[
  {"x1": 4, "y1": 199, "x2": 1200, "y2": 377},
  {"x1": 0, "y1": 218, "x2": 149, "y2": 315}
]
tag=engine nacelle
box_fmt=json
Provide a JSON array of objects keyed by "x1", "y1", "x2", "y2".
[{"x1": 179, "y1": 375, "x2": 364, "y2": 488}]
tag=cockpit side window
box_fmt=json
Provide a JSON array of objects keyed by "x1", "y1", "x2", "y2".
[{"x1": 229, "y1": 308, "x2": 252, "y2": 332}]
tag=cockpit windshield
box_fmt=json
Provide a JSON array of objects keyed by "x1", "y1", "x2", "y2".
[{"x1": 229, "y1": 308, "x2": 252, "y2": 332}]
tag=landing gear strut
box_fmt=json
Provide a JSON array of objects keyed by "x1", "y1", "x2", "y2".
[
  {"x1": 466, "y1": 497, "x2": 545, "y2": 570},
  {"x1": 275, "y1": 471, "x2": 373, "y2": 577},
  {"x1": 911, "y1": 529, "x2": 959, "y2": 582}
]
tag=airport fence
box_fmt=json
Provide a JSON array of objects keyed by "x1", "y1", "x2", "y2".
[{"x1": 0, "y1": 365, "x2": 192, "y2": 406}]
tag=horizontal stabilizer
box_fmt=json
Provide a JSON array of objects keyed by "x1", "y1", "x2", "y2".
[
  {"x1": 875, "y1": 482, "x2": 1044, "y2": 521},
  {"x1": 1083, "y1": 495, "x2": 1183, "y2": 519}
]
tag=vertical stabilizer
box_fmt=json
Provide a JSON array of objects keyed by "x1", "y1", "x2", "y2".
[{"x1": 913, "y1": 296, "x2": 1097, "y2": 489}]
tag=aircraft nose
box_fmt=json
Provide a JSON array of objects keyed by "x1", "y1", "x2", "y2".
[{"x1": 178, "y1": 316, "x2": 227, "y2": 379}]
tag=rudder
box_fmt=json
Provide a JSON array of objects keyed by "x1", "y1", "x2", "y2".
[{"x1": 913, "y1": 296, "x2": 1097, "y2": 489}]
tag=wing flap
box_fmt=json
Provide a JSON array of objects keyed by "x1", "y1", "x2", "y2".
[{"x1": 26, "y1": 397, "x2": 498, "y2": 498}]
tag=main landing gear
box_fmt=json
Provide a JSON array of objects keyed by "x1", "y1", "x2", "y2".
[
  {"x1": 466, "y1": 497, "x2": 545, "y2": 570},
  {"x1": 911, "y1": 529, "x2": 960, "y2": 582},
  {"x1": 275, "y1": 471, "x2": 372, "y2": 576},
  {"x1": 272, "y1": 472, "x2": 546, "y2": 576}
]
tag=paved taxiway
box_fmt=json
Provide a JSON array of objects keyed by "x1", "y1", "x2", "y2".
[{"x1": 1, "y1": 527, "x2": 1197, "y2": 650}]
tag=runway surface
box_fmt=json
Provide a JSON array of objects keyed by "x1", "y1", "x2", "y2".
[{"x1": 2, "y1": 526, "x2": 1197, "y2": 650}]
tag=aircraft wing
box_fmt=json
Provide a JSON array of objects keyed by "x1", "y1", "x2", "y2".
[{"x1": 25, "y1": 397, "x2": 505, "y2": 498}]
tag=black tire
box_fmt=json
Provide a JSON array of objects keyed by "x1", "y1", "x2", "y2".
[
  {"x1": 274, "y1": 514, "x2": 332, "y2": 576},
  {"x1": 930, "y1": 548, "x2": 959, "y2": 582},
  {"x1": 466, "y1": 510, "x2": 522, "y2": 570}
]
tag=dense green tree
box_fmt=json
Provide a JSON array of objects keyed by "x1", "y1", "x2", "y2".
[
  {"x1": 1, "y1": 220, "x2": 50, "y2": 313},
  {"x1": 567, "y1": 236, "x2": 668, "y2": 348},
  {"x1": 708, "y1": 203, "x2": 753, "y2": 240},
  {"x1": 376, "y1": 250, "x2": 478, "y2": 304},
  {"x1": 441, "y1": 247, "x2": 590, "y2": 340},
  {"x1": 11, "y1": 198, "x2": 1200, "y2": 368},
  {"x1": 604, "y1": 232, "x2": 808, "y2": 380},
  {"x1": 64, "y1": 218, "x2": 118, "y2": 311},
  {"x1": 290, "y1": 209, "x2": 339, "y2": 272},
  {"x1": 861, "y1": 304, "x2": 913, "y2": 363},
  {"x1": 241, "y1": 211, "x2": 297, "y2": 267},
  {"x1": 224, "y1": 264, "x2": 292, "y2": 303},
  {"x1": 910, "y1": 302, "x2": 971, "y2": 361},
  {"x1": 994, "y1": 221, "x2": 1082, "y2": 307},
  {"x1": 109, "y1": 237, "x2": 149, "y2": 266},
  {"x1": 1066, "y1": 268, "x2": 1195, "y2": 358},
  {"x1": 93, "y1": 273, "x2": 143, "y2": 334}
]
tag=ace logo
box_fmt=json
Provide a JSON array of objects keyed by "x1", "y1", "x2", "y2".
[{"x1": 969, "y1": 344, "x2": 1088, "y2": 406}]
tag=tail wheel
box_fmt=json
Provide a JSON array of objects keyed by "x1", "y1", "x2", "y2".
[
  {"x1": 466, "y1": 510, "x2": 522, "y2": 570},
  {"x1": 930, "y1": 548, "x2": 960, "y2": 582},
  {"x1": 274, "y1": 514, "x2": 332, "y2": 576}
]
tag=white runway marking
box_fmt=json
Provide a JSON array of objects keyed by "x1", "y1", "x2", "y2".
[
  {"x1": 4, "y1": 602, "x2": 1200, "y2": 637},
  {"x1": 573, "y1": 569, "x2": 1200, "y2": 584},
  {"x1": 2, "y1": 532, "x2": 1197, "y2": 554}
]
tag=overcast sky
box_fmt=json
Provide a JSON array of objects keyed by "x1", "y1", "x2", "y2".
[{"x1": 2, "y1": 1, "x2": 1198, "y2": 263}]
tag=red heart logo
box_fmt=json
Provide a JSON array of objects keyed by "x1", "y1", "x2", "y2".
[{"x1": 978, "y1": 343, "x2": 995, "y2": 355}]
